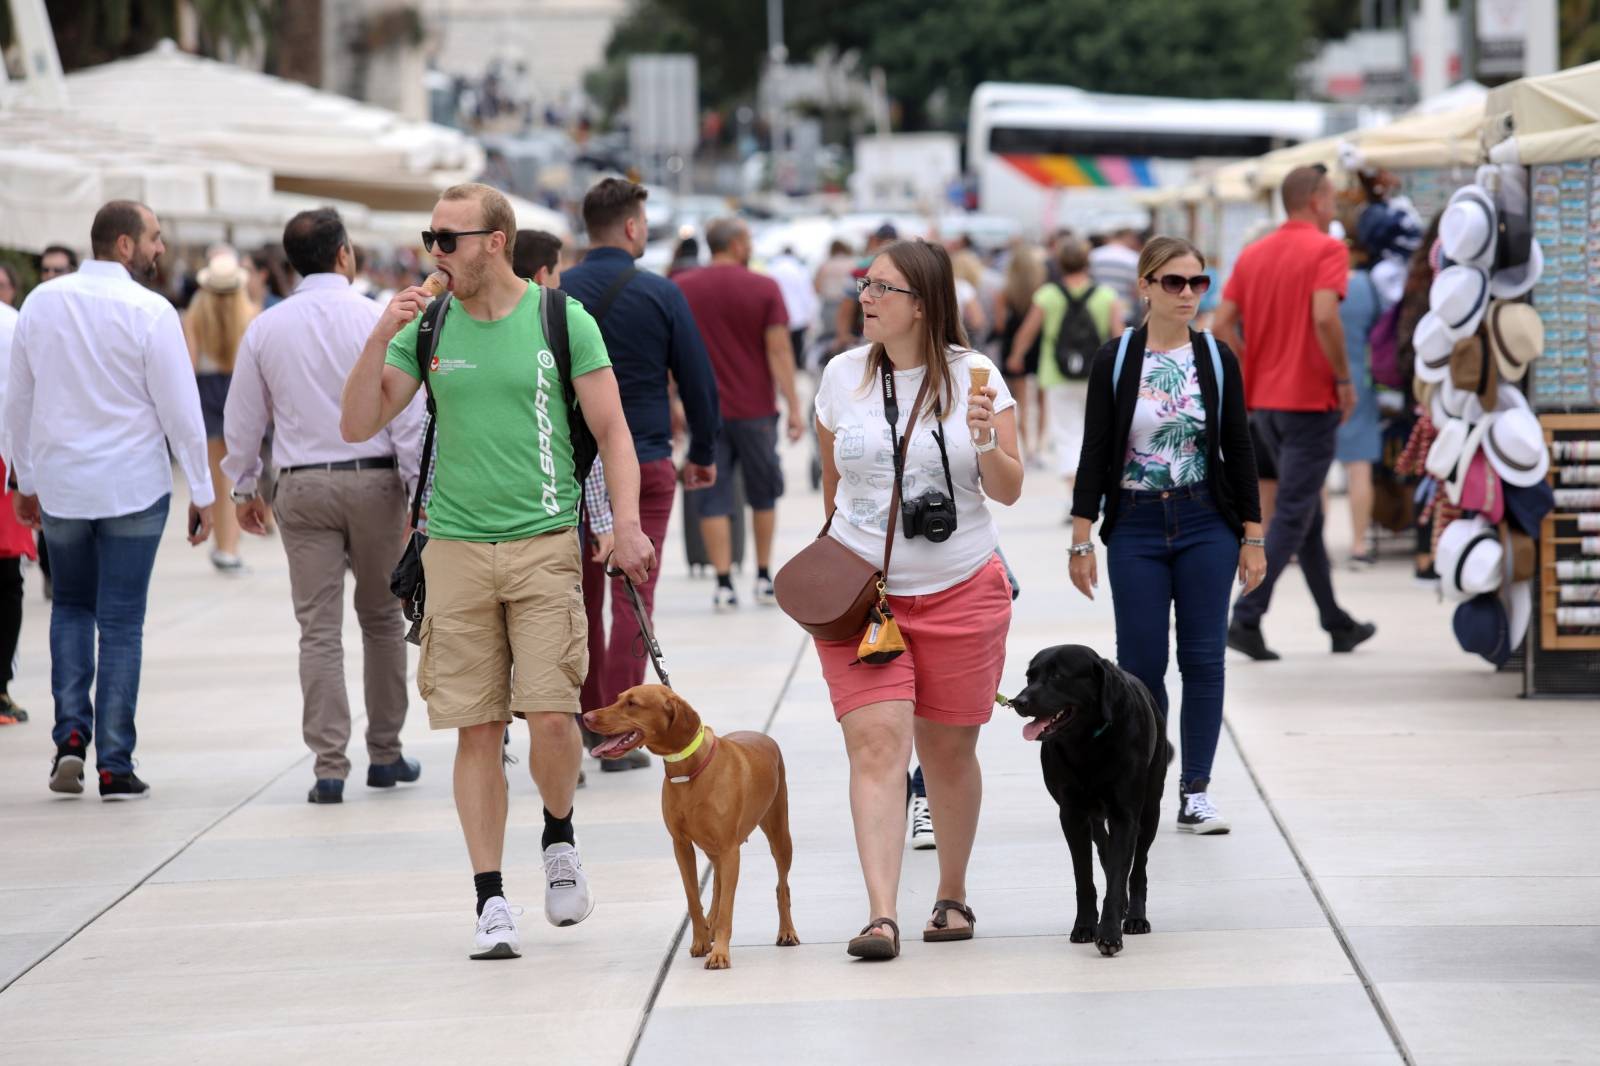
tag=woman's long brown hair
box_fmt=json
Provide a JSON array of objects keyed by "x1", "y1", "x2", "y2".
[
  {"x1": 183, "y1": 287, "x2": 257, "y2": 374},
  {"x1": 860, "y1": 239, "x2": 970, "y2": 421}
]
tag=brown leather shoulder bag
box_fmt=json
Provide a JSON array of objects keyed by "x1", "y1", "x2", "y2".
[{"x1": 775, "y1": 367, "x2": 929, "y2": 641}]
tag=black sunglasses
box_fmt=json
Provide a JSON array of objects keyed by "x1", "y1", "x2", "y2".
[
  {"x1": 1146, "y1": 273, "x2": 1212, "y2": 296},
  {"x1": 421, "y1": 229, "x2": 494, "y2": 254}
]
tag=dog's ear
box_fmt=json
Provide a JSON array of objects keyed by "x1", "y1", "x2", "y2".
[
  {"x1": 661, "y1": 690, "x2": 690, "y2": 738},
  {"x1": 1094, "y1": 657, "x2": 1121, "y2": 734}
]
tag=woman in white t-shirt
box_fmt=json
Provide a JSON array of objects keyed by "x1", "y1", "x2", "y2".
[{"x1": 812, "y1": 239, "x2": 1022, "y2": 960}]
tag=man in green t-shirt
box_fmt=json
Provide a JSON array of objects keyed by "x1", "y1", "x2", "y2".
[{"x1": 341, "y1": 183, "x2": 654, "y2": 961}]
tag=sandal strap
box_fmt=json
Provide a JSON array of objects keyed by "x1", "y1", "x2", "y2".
[
  {"x1": 929, "y1": 899, "x2": 975, "y2": 929},
  {"x1": 858, "y1": 916, "x2": 899, "y2": 938}
]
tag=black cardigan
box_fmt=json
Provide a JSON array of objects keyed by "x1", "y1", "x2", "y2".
[{"x1": 1070, "y1": 327, "x2": 1261, "y2": 544}]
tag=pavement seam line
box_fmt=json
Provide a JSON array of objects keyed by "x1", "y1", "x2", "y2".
[
  {"x1": 0, "y1": 744, "x2": 319, "y2": 996},
  {"x1": 623, "y1": 633, "x2": 808, "y2": 1066},
  {"x1": 1223, "y1": 717, "x2": 1417, "y2": 1066}
]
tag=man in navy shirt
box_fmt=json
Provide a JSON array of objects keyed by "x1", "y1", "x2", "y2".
[{"x1": 562, "y1": 178, "x2": 720, "y2": 769}]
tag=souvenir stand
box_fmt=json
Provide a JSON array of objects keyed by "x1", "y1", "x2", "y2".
[{"x1": 1483, "y1": 62, "x2": 1600, "y2": 696}]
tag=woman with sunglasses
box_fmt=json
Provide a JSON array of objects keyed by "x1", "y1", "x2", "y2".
[{"x1": 1068, "y1": 236, "x2": 1265, "y2": 835}]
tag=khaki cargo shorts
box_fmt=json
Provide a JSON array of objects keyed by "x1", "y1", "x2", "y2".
[{"x1": 417, "y1": 530, "x2": 587, "y2": 729}]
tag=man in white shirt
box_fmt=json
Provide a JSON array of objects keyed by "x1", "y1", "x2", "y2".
[
  {"x1": 223, "y1": 209, "x2": 427, "y2": 805},
  {"x1": 6, "y1": 200, "x2": 214, "y2": 801},
  {"x1": 765, "y1": 246, "x2": 818, "y2": 369},
  {"x1": 1088, "y1": 229, "x2": 1143, "y2": 317}
]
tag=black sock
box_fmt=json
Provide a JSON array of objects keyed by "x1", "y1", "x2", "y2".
[
  {"x1": 542, "y1": 806, "x2": 575, "y2": 850},
  {"x1": 474, "y1": 871, "x2": 504, "y2": 915},
  {"x1": 716, "y1": 573, "x2": 734, "y2": 590},
  {"x1": 757, "y1": 566, "x2": 770, "y2": 581}
]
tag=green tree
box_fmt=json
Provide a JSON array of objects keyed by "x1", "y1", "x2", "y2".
[
  {"x1": 601, "y1": 0, "x2": 1311, "y2": 128},
  {"x1": 1, "y1": 0, "x2": 267, "y2": 72}
]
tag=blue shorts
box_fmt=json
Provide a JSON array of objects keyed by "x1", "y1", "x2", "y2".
[{"x1": 692, "y1": 415, "x2": 784, "y2": 516}]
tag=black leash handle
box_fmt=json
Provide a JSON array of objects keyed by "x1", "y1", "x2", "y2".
[{"x1": 605, "y1": 560, "x2": 671, "y2": 689}]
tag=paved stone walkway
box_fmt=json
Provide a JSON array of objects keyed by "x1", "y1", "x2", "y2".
[{"x1": 1, "y1": 435, "x2": 1595, "y2": 1065}]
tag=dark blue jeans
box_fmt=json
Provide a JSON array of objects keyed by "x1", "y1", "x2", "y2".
[
  {"x1": 1107, "y1": 485, "x2": 1238, "y2": 788},
  {"x1": 1232, "y1": 409, "x2": 1351, "y2": 631},
  {"x1": 43, "y1": 495, "x2": 169, "y2": 774}
]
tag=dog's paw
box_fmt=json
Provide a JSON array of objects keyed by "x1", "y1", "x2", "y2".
[
  {"x1": 688, "y1": 937, "x2": 711, "y2": 958},
  {"x1": 1122, "y1": 917, "x2": 1151, "y2": 935},
  {"x1": 705, "y1": 949, "x2": 731, "y2": 970},
  {"x1": 776, "y1": 928, "x2": 801, "y2": 947},
  {"x1": 1095, "y1": 935, "x2": 1123, "y2": 957},
  {"x1": 1069, "y1": 923, "x2": 1096, "y2": 944}
]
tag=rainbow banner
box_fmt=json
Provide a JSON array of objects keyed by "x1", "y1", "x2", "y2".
[{"x1": 1000, "y1": 154, "x2": 1156, "y2": 189}]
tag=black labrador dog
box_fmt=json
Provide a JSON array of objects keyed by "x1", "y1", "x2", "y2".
[{"x1": 1007, "y1": 644, "x2": 1171, "y2": 956}]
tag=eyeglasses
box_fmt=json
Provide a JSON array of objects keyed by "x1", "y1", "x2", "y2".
[
  {"x1": 1146, "y1": 273, "x2": 1212, "y2": 296},
  {"x1": 421, "y1": 229, "x2": 494, "y2": 254},
  {"x1": 855, "y1": 276, "x2": 917, "y2": 299}
]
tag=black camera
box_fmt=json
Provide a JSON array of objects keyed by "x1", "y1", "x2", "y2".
[{"x1": 902, "y1": 492, "x2": 958, "y2": 543}]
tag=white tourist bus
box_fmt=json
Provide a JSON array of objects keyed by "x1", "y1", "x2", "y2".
[{"x1": 967, "y1": 82, "x2": 1331, "y2": 235}]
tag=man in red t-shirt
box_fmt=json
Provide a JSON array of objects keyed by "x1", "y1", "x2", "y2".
[
  {"x1": 675, "y1": 218, "x2": 803, "y2": 610},
  {"x1": 1214, "y1": 165, "x2": 1375, "y2": 661}
]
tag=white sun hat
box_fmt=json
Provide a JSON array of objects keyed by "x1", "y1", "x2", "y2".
[
  {"x1": 1428, "y1": 265, "x2": 1491, "y2": 342},
  {"x1": 1439, "y1": 184, "x2": 1497, "y2": 268},
  {"x1": 1436, "y1": 515, "x2": 1505, "y2": 601},
  {"x1": 1481, "y1": 405, "x2": 1551, "y2": 487}
]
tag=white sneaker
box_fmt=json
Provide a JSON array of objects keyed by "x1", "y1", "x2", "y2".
[
  {"x1": 1177, "y1": 786, "x2": 1231, "y2": 835},
  {"x1": 909, "y1": 794, "x2": 936, "y2": 850},
  {"x1": 543, "y1": 843, "x2": 595, "y2": 927},
  {"x1": 713, "y1": 586, "x2": 738, "y2": 613},
  {"x1": 471, "y1": 896, "x2": 521, "y2": 960}
]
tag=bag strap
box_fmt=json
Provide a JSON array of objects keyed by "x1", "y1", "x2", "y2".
[
  {"x1": 408, "y1": 295, "x2": 451, "y2": 529},
  {"x1": 591, "y1": 266, "x2": 638, "y2": 326},
  {"x1": 541, "y1": 286, "x2": 574, "y2": 402},
  {"x1": 879, "y1": 364, "x2": 934, "y2": 584}
]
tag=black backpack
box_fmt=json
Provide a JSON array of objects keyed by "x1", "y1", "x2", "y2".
[
  {"x1": 413, "y1": 286, "x2": 597, "y2": 490},
  {"x1": 1053, "y1": 284, "x2": 1104, "y2": 380}
]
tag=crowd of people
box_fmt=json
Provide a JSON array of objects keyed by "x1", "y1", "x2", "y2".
[{"x1": 0, "y1": 162, "x2": 1402, "y2": 961}]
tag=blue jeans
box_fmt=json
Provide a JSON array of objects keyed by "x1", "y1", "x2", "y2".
[
  {"x1": 1107, "y1": 485, "x2": 1238, "y2": 788},
  {"x1": 43, "y1": 495, "x2": 170, "y2": 774}
]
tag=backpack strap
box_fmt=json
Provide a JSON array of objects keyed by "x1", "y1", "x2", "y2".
[
  {"x1": 1111, "y1": 327, "x2": 1134, "y2": 392},
  {"x1": 541, "y1": 286, "x2": 599, "y2": 484},
  {"x1": 409, "y1": 296, "x2": 451, "y2": 528},
  {"x1": 1200, "y1": 328, "x2": 1224, "y2": 426}
]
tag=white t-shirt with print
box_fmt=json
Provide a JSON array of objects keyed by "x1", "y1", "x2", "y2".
[{"x1": 814, "y1": 344, "x2": 1016, "y2": 596}]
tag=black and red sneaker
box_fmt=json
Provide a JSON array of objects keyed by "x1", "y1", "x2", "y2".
[
  {"x1": 99, "y1": 770, "x2": 150, "y2": 801},
  {"x1": 49, "y1": 730, "x2": 87, "y2": 795}
]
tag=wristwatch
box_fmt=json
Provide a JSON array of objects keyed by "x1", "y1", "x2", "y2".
[
  {"x1": 230, "y1": 488, "x2": 257, "y2": 505},
  {"x1": 975, "y1": 428, "x2": 999, "y2": 454}
]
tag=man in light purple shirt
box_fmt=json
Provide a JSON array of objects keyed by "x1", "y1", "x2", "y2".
[
  {"x1": 6, "y1": 200, "x2": 214, "y2": 801},
  {"x1": 223, "y1": 209, "x2": 426, "y2": 804}
]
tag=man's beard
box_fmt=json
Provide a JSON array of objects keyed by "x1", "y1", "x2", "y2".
[{"x1": 130, "y1": 251, "x2": 159, "y2": 284}]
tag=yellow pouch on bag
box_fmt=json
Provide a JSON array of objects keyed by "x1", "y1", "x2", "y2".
[{"x1": 857, "y1": 600, "x2": 906, "y2": 665}]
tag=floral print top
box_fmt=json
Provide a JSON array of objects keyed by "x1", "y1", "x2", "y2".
[{"x1": 1121, "y1": 343, "x2": 1208, "y2": 490}]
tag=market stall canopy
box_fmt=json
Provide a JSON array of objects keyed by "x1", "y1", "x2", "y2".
[
  {"x1": 0, "y1": 105, "x2": 276, "y2": 253},
  {"x1": 1206, "y1": 159, "x2": 1260, "y2": 204},
  {"x1": 1354, "y1": 100, "x2": 1485, "y2": 169},
  {"x1": 1485, "y1": 60, "x2": 1600, "y2": 166},
  {"x1": 357, "y1": 193, "x2": 570, "y2": 248},
  {"x1": 59, "y1": 40, "x2": 484, "y2": 212},
  {"x1": 1250, "y1": 135, "x2": 1348, "y2": 192}
]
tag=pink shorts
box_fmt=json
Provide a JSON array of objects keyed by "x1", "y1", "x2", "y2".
[{"x1": 815, "y1": 553, "x2": 1012, "y2": 726}]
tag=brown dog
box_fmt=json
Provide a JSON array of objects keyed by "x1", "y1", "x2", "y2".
[{"x1": 582, "y1": 684, "x2": 800, "y2": 969}]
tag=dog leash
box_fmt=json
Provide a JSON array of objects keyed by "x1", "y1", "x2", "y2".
[{"x1": 605, "y1": 561, "x2": 671, "y2": 689}]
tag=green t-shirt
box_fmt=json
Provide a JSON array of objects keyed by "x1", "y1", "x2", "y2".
[
  {"x1": 386, "y1": 283, "x2": 611, "y2": 542},
  {"x1": 1033, "y1": 281, "x2": 1117, "y2": 389}
]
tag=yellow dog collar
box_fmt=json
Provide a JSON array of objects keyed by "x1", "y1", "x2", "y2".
[{"x1": 663, "y1": 725, "x2": 707, "y2": 763}]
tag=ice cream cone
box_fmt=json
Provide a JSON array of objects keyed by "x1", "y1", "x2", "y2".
[
  {"x1": 969, "y1": 366, "x2": 990, "y2": 393},
  {"x1": 422, "y1": 271, "x2": 448, "y2": 298}
]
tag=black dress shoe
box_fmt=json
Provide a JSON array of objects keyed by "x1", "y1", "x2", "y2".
[
  {"x1": 308, "y1": 779, "x2": 344, "y2": 804},
  {"x1": 1330, "y1": 620, "x2": 1377, "y2": 653},
  {"x1": 1227, "y1": 621, "x2": 1281, "y2": 661},
  {"x1": 367, "y1": 756, "x2": 421, "y2": 788}
]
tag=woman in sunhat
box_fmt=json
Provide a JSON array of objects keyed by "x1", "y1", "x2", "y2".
[{"x1": 183, "y1": 251, "x2": 259, "y2": 573}]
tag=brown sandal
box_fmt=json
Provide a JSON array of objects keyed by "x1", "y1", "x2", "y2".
[
  {"x1": 924, "y1": 899, "x2": 976, "y2": 942},
  {"x1": 846, "y1": 917, "x2": 900, "y2": 959}
]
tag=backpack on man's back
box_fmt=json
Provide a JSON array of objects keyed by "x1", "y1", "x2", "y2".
[{"x1": 1053, "y1": 283, "x2": 1105, "y2": 380}]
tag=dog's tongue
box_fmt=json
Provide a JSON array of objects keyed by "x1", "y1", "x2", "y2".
[{"x1": 1022, "y1": 716, "x2": 1052, "y2": 742}]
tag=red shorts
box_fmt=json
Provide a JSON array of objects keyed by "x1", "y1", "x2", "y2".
[{"x1": 814, "y1": 553, "x2": 1012, "y2": 726}]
